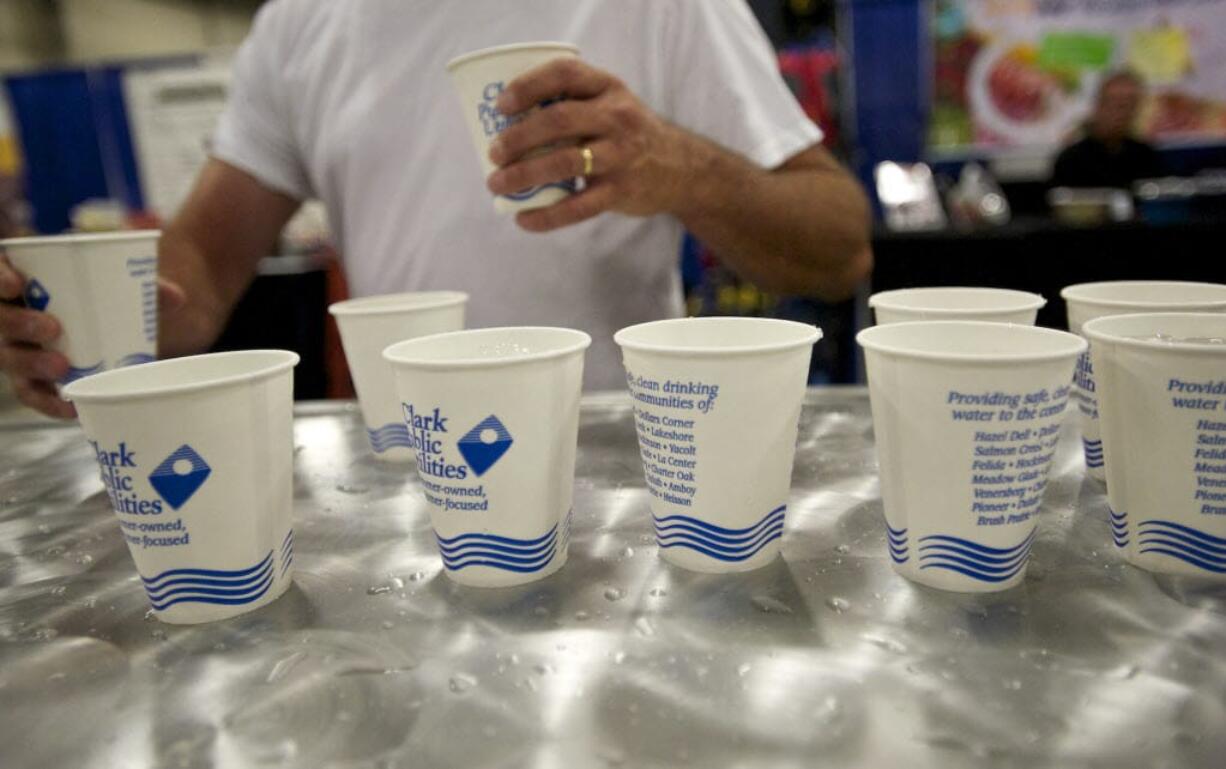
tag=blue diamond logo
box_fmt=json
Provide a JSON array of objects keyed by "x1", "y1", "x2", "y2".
[
  {"x1": 148, "y1": 445, "x2": 212, "y2": 510},
  {"x1": 457, "y1": 415, "x2": 513, "y2": 477},
  {"x1": 24, "y1": 279, "x2": 50, "y2": 311}
]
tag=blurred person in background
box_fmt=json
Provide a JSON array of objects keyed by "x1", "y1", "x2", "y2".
[
  {"x1": 1051, "y1": 70, "x2": 1162, "y2": 190},
  {"x1": 1, "y1": 0, "x2": 871, "y2": 418}
]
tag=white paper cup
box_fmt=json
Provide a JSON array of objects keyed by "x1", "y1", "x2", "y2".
[
  {"x1": 447, "y1": 42, "x2": 580, "y2": 214},
  {"x1": 1062, "y1": 281, "x2": 1226, "y2": 481},
  {"x1": 329, "y1": 292, "x2": 467, "y2": 461},
  {"x1": 1084, "y1": 313, "x2": 1226, "y2": 578},
  {"x1": 869, "y1": 287, "x2": 1046, "y2": 325},
  {"x1": 857, "y1": 322, "x2": 1085, "y2": 593},
  {"x1": 2, "y1": 231, "x2": 160, "y2": 384},
  {"x1": 62, "y1": 350, "x2": 299, "y2": 623},
  {"x1": 614, "y1": 318, "x2": 821, "y2": 573},
  {"x1": 383, "y1": 327, "x2": 590, "y2": 587}
]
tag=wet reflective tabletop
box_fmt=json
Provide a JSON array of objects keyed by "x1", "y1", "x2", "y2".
[{"x1": 1, "y1": 389, "x2": 1224, "y2": 769}]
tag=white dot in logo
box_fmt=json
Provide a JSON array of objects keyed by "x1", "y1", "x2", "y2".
[
  {"x1": 480, "y1": 428, "x2": 499, "y2": 445},
  {"x1": 173, "y1": 459, "x2": 194, "y2": 476}
]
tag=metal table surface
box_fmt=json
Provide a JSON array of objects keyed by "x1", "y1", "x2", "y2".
[{"x1": 1, "y1": 388, "x2": 1224, "y2": 769}]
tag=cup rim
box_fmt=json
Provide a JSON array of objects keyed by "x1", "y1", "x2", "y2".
[
  {"x1": 1083, "y1": 312, "x2": 1226, "y2": 354},
  {"x1": 62, "y1": 350, "x2": 299, "y2": 403},
  {"x1": 1060, "y1": 281, "x2": 1226, "y2": 310},
  {"x1": 869, "y1": 287, "x2": 1047, "y2": 315},
  {"x1": 328, "y1": 291, "x2": 468, "y2": 318},
  {"x1": 856, "y1": 321, "x2": 1086, "y2": 363},
  {"x1": 1, "y1": 230, "x2": 161, "y2": 249},
  {"x1": 383, "y1": 326, "x2": 591, "y2": 369},
  {"x1": 446, "y1": 42, "x2": 580, "y2": 73},
  {"x1": 613, "y1": 317, "x2": 821, "y2": 357}
]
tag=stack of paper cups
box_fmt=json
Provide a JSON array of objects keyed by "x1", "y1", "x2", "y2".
[
  {"x1": 329, "y1": 292, "x2": 467, "y2": 461},
  {"x1": 858, "y1": 321, "x2": 1085, "y2": 592},
  {"x1": 2, "y1": 231, "x2": 160, "y2": 383},
  {"x1": 869, "y1": 287, "x2": 1046, "y2": 325},
  {"x1": 1084, "y1": 313, "x2": 1226, "y2": 577},
  {"x1": 384, "y1": 327, "x2": 590, "y2": 587},
  {"x1": 63, "y1": 350, "x2": 299, "y2": 623},
  {"x1": 614, "y1": 318, "x2": 821, "y2": 573},
  {"x1": 1062, "y1": 281, "x2": 1226, "y2": 481}
]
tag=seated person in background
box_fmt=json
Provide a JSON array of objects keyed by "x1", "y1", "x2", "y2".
[{"x1": 1051, "y1": 70, "x2": 1161, "y2": 190}]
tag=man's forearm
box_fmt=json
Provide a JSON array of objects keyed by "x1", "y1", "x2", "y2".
[
  {"x1": 157, "y1": 226, "x2": 236, "y2": 358},
  {"x1": 671, "y1": 134, "x2": 871, "y2": 301}
]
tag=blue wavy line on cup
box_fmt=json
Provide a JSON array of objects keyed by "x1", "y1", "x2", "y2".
[
  {"x1": 917, "y1": 531, "x2": 1035, "y2": 582},
  {"x1": 1139, "y1": 520, "x2": 1226, "y2": 547},
  {"x1": 502, "y1": 179, "x2": 578, "y2": 203},
  {"x1": 116, "y1": 352, "x2": 156, "y2": 368},
  {"x1": 142, "y1": 552, "x2": 273, "y2": 586},
  {"x1": 436, "y1": 525, "x2": 558, "y2": 549},
  {"x1": 653, "y1": 506, "x2": 787, "y2": 538},
  {"x1": 143, "y1": 553, "x2": 276, "y2": 609},
  {"x1": 149, "y1": 572, "x2": 275, "y2": 611},
  {"x1": 1137, "y1": 521, "x2": 1226, "y2": 572},
  {"x1": 61, "y1": 361, "x2": 104, "y2": 384},
  {"x1": 654, "y1": 510, "x2": 787, "y2": 546},
  {"x1": 437, "y1": 531, "x2": 557, "y2": 559},
  {"x1": 657, "y1": 523, "x2": 784, "y2": 556},
  {"x1": 1138, "y1": 529, "x2": 1226, "y2": 556},
  {"x1": 1083, "y1": 438, "x2": 1104, "y2": 468},
  {"x1": 652, "y1": 506, "x2": 787, "y2": 562},
  {"x1": 436, "y1": 525, "x2": 559, "y2": 573},
  {"x1": 280, "y1": 555, "x2": 293, "y2": 577},
  {"x1": 886, "y1": 524, "x2": 909, "y2": 563},
  {"x1": 281, "y1": 530, "x2": 293, "y2": 555},
  {"x1": 658, "y1": 528, "x2": 785, "y2": 563},
  {"x1": 143, "y1": 562, "x2": 275, "y2": 598},
  {"x1": 442, "y1": 549, "x2": 558, "y2": 573},
  {"x1": 1109, "y1": 509, "x2": 1129, "y2": 547},
  {"x1": 368, "y1": 423, "x2": 414, "y2": 452}
]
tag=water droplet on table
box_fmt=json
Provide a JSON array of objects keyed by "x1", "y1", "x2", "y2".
[
  {"x1": 621, "y1": 546, "x2": 635, "y2": 559},
  {"x1": 604, "y1": 587, "x2": 625, "y2": 602},
  {"x1": 575, "y1": 610, "x2": 590, "y2": 621},
  {"x1": 751, "y1": 595, "x2": 793, "y2": 615},
  {"x1": 835, "y1": 544, "x2": 851, "y2": 554},
  {"x1": 634, "y1": 617, "x2": 655, "y2": 637},
  {"x1": 449, "y1": 672, "x2": 477, "y2": 694},
  {"x1": 649, "y1": 587, "x2": 667, "y2": 598},
  {"x1": 826, "y1": 597, "x2": 851, "y2": 613},
  {"x1": 335, "y1": 483, "x2": 369, "y2": 495},
  {"x1": 266, "y1": 651, "x2": 307, "y2": 684},
  {"x1": 737, "y1": 663, "x2": 752, "y2": 677},
  {"x1": 367, "y1": 585, "x2": 392, "y2": 595}
]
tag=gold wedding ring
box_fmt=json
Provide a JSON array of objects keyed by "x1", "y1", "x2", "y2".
[{"x1": 580, "y1": 145, "x2": 594, "y2": 178}]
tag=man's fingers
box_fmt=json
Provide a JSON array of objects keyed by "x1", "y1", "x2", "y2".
[
  {"x1": 488, "y1": 140, "x2": 621, "y2": 197},
  {"x1": 0, "y1": 344, "x2": 69, "y2": 382},
  {"x1": 0, "y1": 254, "x2": 25, "y2": 300},
  {"x1": 489, "y1": 99, "x2": 609, "y2": 166},
  {"x1": 497, "y1": 58, "x2": 616, "y2": 116},
  {"x1": 157, "y1": 278, "x2": 187, "y2": 315},
  {"x1": 0, "y1": 304, "x2": 61, "y2": 345},
  {"x1": 13, "y1": 377, "x2": 76, "y2": 420},
  {"x1": 515, "y1": 182, "x2": 618, "y2": 233}
]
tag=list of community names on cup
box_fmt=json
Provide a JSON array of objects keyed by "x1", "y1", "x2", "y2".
[
  {"x1": 624, "y1": 373, "x2": 721, "y2": 508},
  {"x1": 1169, "y1": 376, "x2": 1226, "y2": 516},
  {"x1": 949, "y1": 385, "x2": 1071, "y2": 527}
]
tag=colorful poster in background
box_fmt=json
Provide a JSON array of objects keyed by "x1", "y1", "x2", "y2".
[{"x1": 931, "y1": 0, "x2": 1226, "y2": 152}]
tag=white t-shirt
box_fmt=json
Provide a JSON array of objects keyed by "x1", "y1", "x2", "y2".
[{"x1": 214, "y1": 0, "x2": 821, "y2": 390}]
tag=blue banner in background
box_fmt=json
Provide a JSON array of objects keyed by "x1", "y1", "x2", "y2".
[{"x1": 3, "y1": 65, "x2": 150, "y2": 235}]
